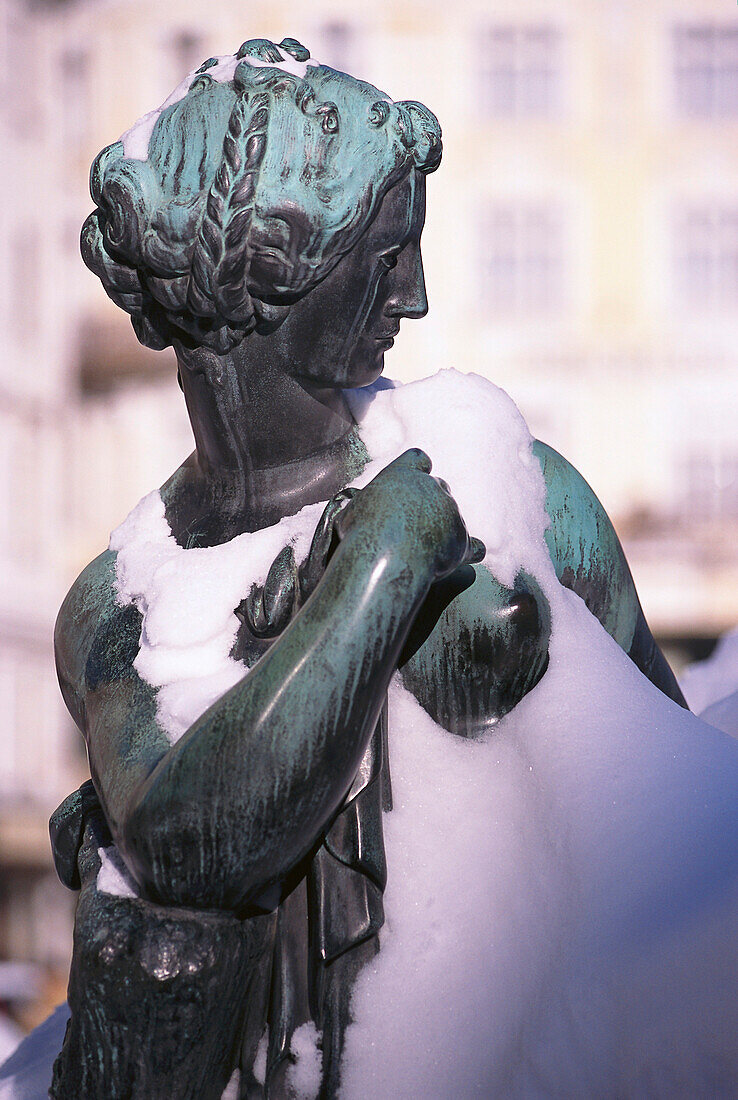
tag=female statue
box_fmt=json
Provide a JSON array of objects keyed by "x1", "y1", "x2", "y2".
[{"x1": 49, "y1": 36, "x2": 687, "y2": 1099}]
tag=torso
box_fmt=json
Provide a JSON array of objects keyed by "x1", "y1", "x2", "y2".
[
  {"x1": 58, "y1": 438, "x2": 632, "y2": 753},
  {"x1": 59, "y1": 368, "x2": 659, "y2": 801}
]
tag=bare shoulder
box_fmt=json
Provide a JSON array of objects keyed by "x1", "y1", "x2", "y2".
[
  {"x1": 532, "y1": 439, "x2": 640, "y2": 653},
  {"x1": 532, "y1": 440, "x2": 625, "y2": 552},
  {"x1": 54, "y1": 550, "x2": 141, "y2": 734}
]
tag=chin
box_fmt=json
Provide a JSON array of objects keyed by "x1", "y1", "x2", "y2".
[{"x1": 343, "y1": 349, "x2": 387, "y2": 390}]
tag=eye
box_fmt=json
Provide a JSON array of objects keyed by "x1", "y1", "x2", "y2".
[{"x1": 379, "y1": 251, "x2": 399, "y2": 272}]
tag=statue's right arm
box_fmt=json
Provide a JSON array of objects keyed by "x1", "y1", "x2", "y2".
[{"x1": 54, "y1": 451, "x2": 481, "y2": 915}]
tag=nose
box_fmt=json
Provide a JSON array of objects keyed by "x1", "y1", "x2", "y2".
[{"x1": 385, "y1": 244, "x2": 428, "y2": 320}]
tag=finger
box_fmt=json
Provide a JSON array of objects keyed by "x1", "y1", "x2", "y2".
[
  {"x1": 310, "y1": 492, "x2": 353, "y2": 558},
  {"x1": 466, "y1": 536, "x2": 486, "y2": 565},
  {"x1": 330, "y1": 488, "x2": 357, "y2": 538},
  {"x1": 332, "y1": 503, "x2": 354, "y2": 541},
  {"x1": 385, "y1": 448, "x2": 432, "y2": 474},
  {"x1": 333, "y1": 486, "x2": 358, "y2": 506}
]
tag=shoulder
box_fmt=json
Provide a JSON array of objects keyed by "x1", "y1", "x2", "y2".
[
  {"x1": 533, "y1": 440, "x2": 616, "y2": 535},
  {"x1": 55, "y1": 550, "x2": 142, "y2": 732},
  {"x1": 56, "y1": 549, "x2": 118, "y2": 623},
  {"x1": 55, "y1": 550, "x2": 120, "y2": 663},
  {"x1": 531, "y1": 440, "x2": 640, "y2": 652}
]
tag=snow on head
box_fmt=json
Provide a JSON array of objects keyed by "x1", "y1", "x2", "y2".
[
  {"x1": 120, "y1": 55, "x2": 240, "y2": 160},
  {"x1": 245, "y1": 53, "x2": 315, "y2": 80},
  {"x1": 120, "y1": 52, "x2": 318, "y2": 161}
]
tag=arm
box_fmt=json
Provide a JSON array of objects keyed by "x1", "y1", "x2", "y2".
[
  {"x1": 56, "y1": 451, "x2": 483, "y2": 913},
  {"x1": 532, "y1": 440, "x2": 686, "y2": 707}
]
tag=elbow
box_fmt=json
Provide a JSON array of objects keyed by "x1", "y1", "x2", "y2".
[
  {"x1": 118, "y1": 793, "x2": 286, "y2": 914},
  {"x1": 117, "y1": 800, "x2": 223, "y2": 911}
]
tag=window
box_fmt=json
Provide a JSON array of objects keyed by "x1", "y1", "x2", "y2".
[
  {"x1": 60, "y1": 48, "x2": 89, "y2": 148},
  {"x1": 0, "y1": 652, "x2": 17, "y2": 797},
  {"x1": 169, "y1": 29, "x2": 204, "y2": 79},
  {"x1": 673, "y1": 205, "x2": 738, "y2": 312},
  {"x1": 6, "y1": 18, "x2": 38, "y2": 135},
  {"x1": 478, "y1": 24, "x2": 562, "y2": 118},
  {"x1": 10, "y1": 414, "x2": 41, "y2": 563},
  {"x1": 480, "y1": 203, "x2": 565, "y2": 317},
  {"x1": 10, "y1": 227, "x2": 41, "y2": 345},
  {"x1": 0, "y1": 651, "x2": 44, "y2": 799},
  {"x1": 321, "y1": 21, "x2": 356, "y2": 75},
  {"x1": 678, "y1": 448, "x2": 738, "y2": 519},
  {"x1": 673, "y1": 23, "x2": 738, "y2": 118}
]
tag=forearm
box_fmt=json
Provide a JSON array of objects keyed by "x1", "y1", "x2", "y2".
[{"x1": 120, "y1": 529, "x2": 431, "y2": 911}]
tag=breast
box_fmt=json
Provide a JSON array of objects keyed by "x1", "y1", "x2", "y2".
[{"x1": 399, "y1": 564, "x2": 551, "y2": 739}]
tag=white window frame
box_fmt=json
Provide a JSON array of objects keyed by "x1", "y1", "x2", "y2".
[
  {"x1": 672, "y1": 201, "x2": 738, "y2": 314},
  {"x1": 478, "y1": 22, "x2": 563, "y2": 119},
  {"x1": 672, "y1": 21, "x2": 738, "y2": 119},
  {"x1": 479, "y1": 200, "x2": 567, "y2": 318}
]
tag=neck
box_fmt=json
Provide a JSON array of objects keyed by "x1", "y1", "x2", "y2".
[{"x1": 164, "y1": 339, "x2": 368, "y2": 545}]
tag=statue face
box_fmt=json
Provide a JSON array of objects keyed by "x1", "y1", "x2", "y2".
[{"x1": 273, "y1": 172, "x2": 428, "y2": 390}]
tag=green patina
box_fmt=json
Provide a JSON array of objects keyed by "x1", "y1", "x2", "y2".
[{"x1": 534, "y1": 439, "x2": 640, "y2": 653}]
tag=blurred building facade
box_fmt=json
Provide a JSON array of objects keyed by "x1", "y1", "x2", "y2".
[{"x1": 0, "y1": 0, "x2": 736, "y2": 1021}]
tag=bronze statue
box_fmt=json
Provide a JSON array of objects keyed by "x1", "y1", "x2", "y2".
[{"x1": 49, "y1": 37, "x2": 686, "y2": 1099}]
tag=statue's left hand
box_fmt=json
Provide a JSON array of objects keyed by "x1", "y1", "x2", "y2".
[
  {"x1": 239, "y1": 489, "x2": 357, "y2": 638},
  {"x1": 49, "y1": 779, "x2": 108, "y2": 890}
]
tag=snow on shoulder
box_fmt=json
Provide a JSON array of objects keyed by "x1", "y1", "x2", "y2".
[
  {"x1": 110, "y1": 369, "x2": 549, "y2": 747},
  {"x1": 347, "y1": 370, "x2": 554, "y2": 591},
  {"x1": 110, "y1": 486, "x2": 326, "y2": 744}
]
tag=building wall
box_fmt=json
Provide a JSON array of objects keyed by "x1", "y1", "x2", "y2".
[{"x1": 0, "y1": 0, "x2": 736, "y2": 1006}]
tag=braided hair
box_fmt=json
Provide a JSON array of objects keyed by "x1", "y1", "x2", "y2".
[{"x1": 82, "y1": 37, "x2": 442, "y2": 355}]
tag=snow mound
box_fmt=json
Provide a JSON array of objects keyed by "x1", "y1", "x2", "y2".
[
  {"x1": 342, "y1": 601, "x2": 738, "y2": 1097},
  {"x1": 0, "y1": 1006, "x2": 68, "y2": 1100},
  {"x1": 681, "y1": 627, "x2": 738, "y2": 714},
  {"x1": 699, "y1": 689, "x2": 738, "y2": 739}
]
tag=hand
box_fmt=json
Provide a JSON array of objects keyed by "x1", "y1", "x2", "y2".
[
  {"x1": 239, "y1": 488, "x2": 359, "y2": 636},
  {"x1": 335, "y1": 449, "x2": 485, "y2": 581}
]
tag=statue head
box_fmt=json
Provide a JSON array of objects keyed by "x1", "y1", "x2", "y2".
[{"x1": 82, "y1": 37, "x2": 442, "y2": 362}]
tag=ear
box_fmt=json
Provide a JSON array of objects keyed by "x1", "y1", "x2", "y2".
[{"x1": 254, "y1": 301, "x2": 290, "y2": 335}]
